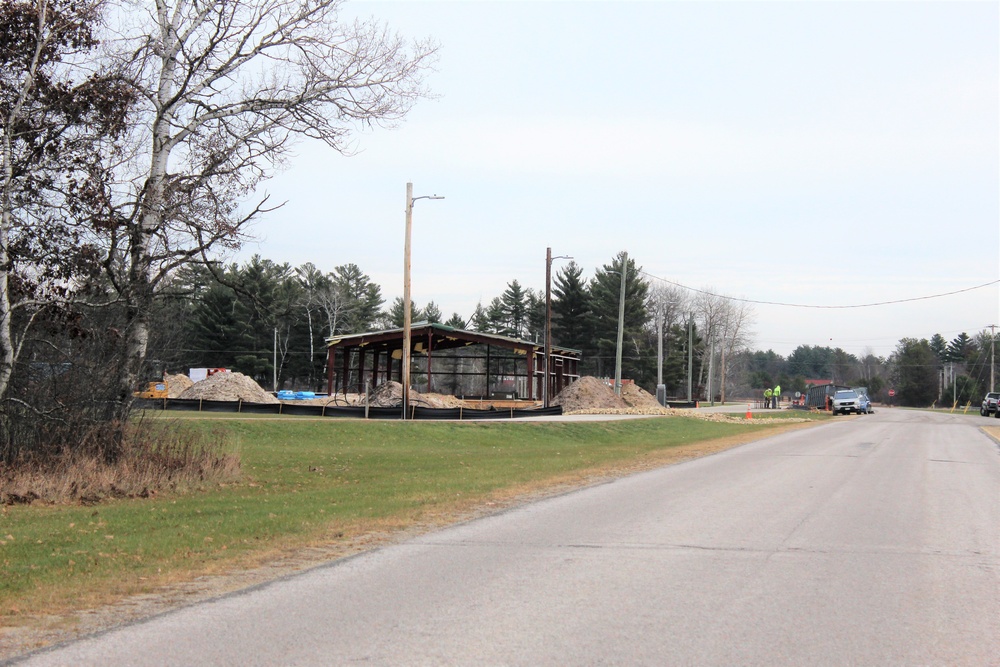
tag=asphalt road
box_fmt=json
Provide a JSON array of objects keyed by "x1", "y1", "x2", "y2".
[{"x1": 13, "y1": 409, "x2": 1000, "y2": 666}]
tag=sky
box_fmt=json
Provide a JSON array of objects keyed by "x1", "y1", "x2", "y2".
[{"x1": 237, "y1": 0, "x2": 1000, "y2": 358}]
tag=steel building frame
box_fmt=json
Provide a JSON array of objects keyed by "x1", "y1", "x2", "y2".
[{"x1": 326, "y1": 322, "x2": 580, "y2": 401}]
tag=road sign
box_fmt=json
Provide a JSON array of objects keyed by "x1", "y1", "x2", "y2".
[{"x1": 888, "y1": 389, "x2": 896, "y2": 397}]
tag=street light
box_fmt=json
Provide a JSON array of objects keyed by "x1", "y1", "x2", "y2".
[
  {"x1": 402, "y1": 182, "x2": 444, "y2": 419},
  {"x1": 544, "y1": 248, "x2": 572, "y2": 407}
]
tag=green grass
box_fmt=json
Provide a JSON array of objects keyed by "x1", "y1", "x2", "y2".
[{"x1": 0, "y1": 414, "x2": 820, "y2": 617}]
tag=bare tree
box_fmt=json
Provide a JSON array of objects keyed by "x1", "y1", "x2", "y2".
[
  {"x1": 0, "y1": 0, "x2": 134, "y2": 406},
  {"x1": 646, "y1": 283, "x2": 689, "y2": 334},
  {"x1": 717, "y1": 299, "x2": 755, "y2": 402},
  {"x1": 694, "y1": 290, "x2": 755, "y2": 403},
  {"x1": 98, "y1": 0, "x2": 436, "y2": 410},
  {"x1": 694, "y1": 290, "x2": 725, "y2": 398}
]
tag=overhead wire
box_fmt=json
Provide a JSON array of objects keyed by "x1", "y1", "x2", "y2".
[{"x1": 638, "y1": 272, "x2": 999, "y2": 310}]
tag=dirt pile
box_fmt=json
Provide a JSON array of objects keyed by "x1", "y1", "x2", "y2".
[
  {"x1": 365, "y1": 381, "x2": 465, "y2": 409},
  {"x1": 552, "y1": 376, "x2": 627, "y2": 411},
  {"x1": 620, "y1": 383, "x2": 666, "y2": 410},
  {"x1": 177, "y1": 371, "x2": 278, "y2": 404},
  {"x1": 368, "y1": 381, "x2": 403, "y2": 407},
  {"x1": 164, "y1": 373, "x2": 193, "y2": 398},
  {"x1": 417, "y1": 393, "x2": 466, "y2": 408},
  {"x1": 551, "y1": 377, "x2": 673, "y2": 415}
]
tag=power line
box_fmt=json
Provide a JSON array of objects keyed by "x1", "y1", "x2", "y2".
[{"x1": 639, "y1": 273, "x2": 999, "y2": 310}]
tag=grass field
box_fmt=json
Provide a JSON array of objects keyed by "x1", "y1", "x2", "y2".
[{"x1": 0, "y1": 413, "x2": 824, "y2": 624}]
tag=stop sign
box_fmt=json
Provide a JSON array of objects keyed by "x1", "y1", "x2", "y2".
[{"x1": 888, "y1": 389, "x2": 896, "y2": 397}]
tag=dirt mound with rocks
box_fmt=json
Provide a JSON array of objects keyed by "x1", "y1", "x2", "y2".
[
  {"x1": 368, "y1": 381, "x2": 403, "y2": 407},
  {"x1": 552, "y1": 376, "x2": 627, "y2": 411},
  {"x1": 177, "y1": 371, "x2": 278, "y2": 404},
  {"x1": 418, "y1": 393, "x2": 466, "y2": 408},
  {"x1": 365, "y1": 381, "x2": 465, "y2": 409},
  {"x1": 620, "y1": 383, "x2": 666, "y2": 410},
  {"x1": 551, "y1": 377, "x2": 673, "y2": 416},
  {"x1": 164, "y1": 373, "x2": 193, "y2": 398}
]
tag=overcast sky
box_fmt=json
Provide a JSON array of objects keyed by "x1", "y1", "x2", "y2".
[{"x1": 238, "y1": 0, "x2": 999, "y2": 357}]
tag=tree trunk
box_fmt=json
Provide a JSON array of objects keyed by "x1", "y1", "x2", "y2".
[
  {"x1": 0, "y1": 134, "x2": 15, "y2": 403},
  {"x1": 118, "y1": 120, "x2": 170, "y2": 416}
]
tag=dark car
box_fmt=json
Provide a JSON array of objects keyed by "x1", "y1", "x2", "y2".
[{"x1": 831, "y1": 389, "x2": 861, "y2": 415}]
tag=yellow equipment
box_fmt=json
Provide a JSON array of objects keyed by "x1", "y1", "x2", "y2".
[{"x1": 134, "y1": 381, "x2": 168, "y2": 399}]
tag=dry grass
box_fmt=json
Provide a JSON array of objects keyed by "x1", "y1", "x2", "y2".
[{"x1": 0, "y1": 420, "x2": 240, "y2": 505}]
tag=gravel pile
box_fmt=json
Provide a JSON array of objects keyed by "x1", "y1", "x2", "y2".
[
  {"x1": 177, "y1": 371, "x2": 278, "y2": 404},
  {"x1": 366, "y1": 381, "x2": 465, "y2": 408},
  {"x1": 552, "y1": 376, "x2": 628, "y2": 411},
  {"x1": 164, "y1": 373, "x2": 193, "y2": 398},
  {"x1": 620, "y1": 383, "x2": 668, "y2": 411}
]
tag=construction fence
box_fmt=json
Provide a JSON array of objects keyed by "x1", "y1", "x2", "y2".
[{"x1": 134, "y1": 398, "x2": 563, "y2": 420}]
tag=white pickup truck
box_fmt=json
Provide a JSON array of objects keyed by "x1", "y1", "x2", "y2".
[{"x1": 982, "y1": 392, "x2": 1000, "y2": 417}]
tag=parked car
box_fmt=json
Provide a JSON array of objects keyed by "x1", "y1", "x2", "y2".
[
  {"x1": 857, "y1": 393, "x2": 872, "y2": 414},
  {"x1": 831, "y1": 389, "x2": 861, "y2": 415},
  {"x1": 983, "y1": 392, "x2": 1000, "y2": 417}
]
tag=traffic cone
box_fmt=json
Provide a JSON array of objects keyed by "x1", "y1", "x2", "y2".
[{"x1": 745, "y1": 403, "x2": 752, "y2": 420}]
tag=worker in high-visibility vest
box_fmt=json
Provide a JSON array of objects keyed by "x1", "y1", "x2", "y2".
[
  {"x1": 763, "y1": 387, "x2": 773, "y2": 409},
  {"x1": 773, "y1": 385, "x2": 781, "y2": 409}
]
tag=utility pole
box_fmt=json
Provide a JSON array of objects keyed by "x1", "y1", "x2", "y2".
[
  {"x1": 687, "y1": 314, "x2": 693, "y2": 403},
  {"x1": 952, "y1": 362, "x2": 956, "y2": 407},
  {"x1": 656, "y1": 311, "x2": 664, "y2": 406},
  {"x1": 990, "y1": 324, "x2": 997, "y2": 393},
  {"x1": 545, "y1": 247, "x2": 552, "y2": 407},
  {"x1": 544, "y1": 248, "x2": 572, "y2": 407},
  {"x1": 401, "y1": 182, "x2": 444, "y2": 419},
  {"x1": 402, "y1": 183, "x2": 413, "y2": 419},
  {"x1": 614, "y1": 252, "x2": 627, "y2": 396},
  {"x1": 719, "y1": 342, "x2": 726, "y2": 404},
  {"x1": 707, "y1": 336, "x2": 715, "y2": 406}
]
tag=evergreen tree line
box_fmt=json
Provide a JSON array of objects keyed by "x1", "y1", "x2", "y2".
[
  {"x1": 149, "y1": 252, "x2": 998, "y2": 409},
  {"x1": 736, "y1": 331, "x2": 999, "y2": 408}
]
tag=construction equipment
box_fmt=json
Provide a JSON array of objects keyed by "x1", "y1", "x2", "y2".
[{"x1": 134, "y1": 381, "x2": 168, "y2": 399}]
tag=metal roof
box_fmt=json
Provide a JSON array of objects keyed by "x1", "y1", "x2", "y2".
[{"x1": 326, "y1": 321, "x2": 581, "y2": 357}]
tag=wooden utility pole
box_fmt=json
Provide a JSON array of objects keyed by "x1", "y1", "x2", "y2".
[
  {"x1": 990, "y1": 324, "x2": 997, "y2": 392},
  {"x1": 544, "y1": 247, "x2": 552, "y2": 407},
  {"x1": 401, "y1": 183, "x2": 443, "y2": 419},
  {"x1": 402, "y1": 183, "x2": 413, "y2": 419},
  {"x1": 687, "y1": 314, "x2": 694, "y2": 402},
  {"x1": 614, "y1": 252, "x2": 627, "y2": 396}
]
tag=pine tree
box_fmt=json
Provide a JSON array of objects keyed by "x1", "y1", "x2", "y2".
[
  {"x1": 929, "y1": 333, "x2": 948, "y2": 362},
  {"x1": 386, "y1": 298, "x2": 424, "y2": 329},
  {"x1": 587, "y1": 252, "x2": 649, "y2": 378},
  {"x1": 469, "y1": 303, "x2": 490, "y2": 332},
  {"x1": 331, "y1": 263, "x2": 384, "y2": 333},
  {"x1": 484, "y1": 298, "x2": 507, "y2": 335},
  {"x1": 524, "y1": 289, "x2": 545, "y2": 342},
  {"x1": 551, "y1": 261, "x2": 592, "y2": 352},
  {"x1": 892, "y1": 338, "x2": 939, "y2": 406},
  {"x1": 947, "y1": 332, "x2": 975, "y2": 362},
  {"x1": 500, "y1": 280, "x2": 528, "y2": 337},
  {"x1": 424, "y1": 301, "x2": 443, "y2": 324}
]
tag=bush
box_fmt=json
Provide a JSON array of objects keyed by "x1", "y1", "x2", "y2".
[{"x1": 0, "y1": 418, "x2": 240, "y2": 505}]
